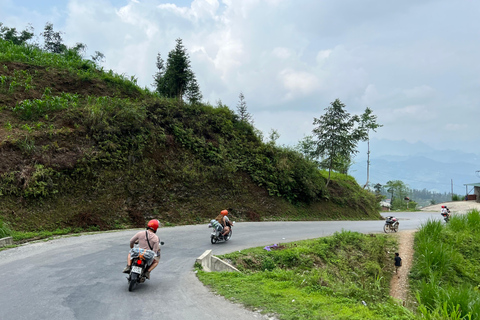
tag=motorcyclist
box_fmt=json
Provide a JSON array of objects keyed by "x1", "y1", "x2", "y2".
[
  {"x1": 215, "y1": 209, "x2": 233, "y2": 237},
  {"x1": 441, "y1": 205, "x2": 451, "y2": 219},
  {"x1": 122, "y1": 219, "x2": 161, "y2": 279}
]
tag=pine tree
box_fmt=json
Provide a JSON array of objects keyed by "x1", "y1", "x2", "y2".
[
  {"x1": 236, "y1": 92, "x2": 253, "y2": 124},
  {"x1": 312, "y1": 99, "x2": 365, "y2": 187},
  {"x1": 153, "y1": 38, "x2": 202, "y2": 104}
]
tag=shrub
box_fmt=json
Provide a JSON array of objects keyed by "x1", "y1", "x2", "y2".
[{"x1": 0, "y1": 218, "x2": 12, "y2": 238}]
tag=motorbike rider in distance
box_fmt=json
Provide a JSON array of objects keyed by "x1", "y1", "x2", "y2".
[
  {"x1": 441, "y1": 205, "x2": 451, "y2": 220},
  {"x1": 123, "y1": 219, "x2": 161, "y2": 279},
  {"x1": 216, "y1": 210, "x2": 233, "y2": 237}
]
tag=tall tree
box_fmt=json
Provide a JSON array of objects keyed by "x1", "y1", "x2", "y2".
[
  {"x1": 185, "y1": 76, "x2": 202, "y2": 105},
  {"x1": 0, "y1": 23, "x2": 34, "y2": 45},
  {"x1": 385, "y1": 180, "x2": 409, "y2": 209},
  {"x1": 236, "y1": 92, "x2": 253, "y2": 124},
  {"x1": 41, "y1": 22, "x2": 66, "y2": 53},
  {"x1": 153, "y1": 38, "x2": 202, "y2": 104},
  {"x1": 359, "y1": 107, "x2": 382, "y2": 188},
  {"x1": 295, "y1": 135, "x2": 318, "y2": 163},
  {"x1": 312, "y1": 99, "x2": 365, "y2": 187},
  {"x1": 153, "y1": 53, "x2": 166, "y2": 93}
]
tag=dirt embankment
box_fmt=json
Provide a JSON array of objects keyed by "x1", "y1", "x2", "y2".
[{"x1": 420, "y1": 200, "x2": 480, "y2": 214}]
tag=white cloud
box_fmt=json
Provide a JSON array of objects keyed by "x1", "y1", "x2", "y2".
[
  {"x1": 316, "y1": 49, "x2": 331, "y2": 64},
  {"x1": 273, "y1": 47, "x2": 292, "y2": 60},
  {"x1": 1, "y1": 0, "x2": 480, "y2": 155},
  {"x1": 278, "y1": 69, "x2": 320, "y2": 100}
]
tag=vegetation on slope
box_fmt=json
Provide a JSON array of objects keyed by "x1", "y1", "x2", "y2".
[
  {"x1": 411, "y1": 210, "x2": 480, "y2": 319},
  {"x1": 197, "y1": 231, "x2": 413, "y2": 320},
  {"x1": 0, "y1": 38, "x2": 381, "y2": 239}
]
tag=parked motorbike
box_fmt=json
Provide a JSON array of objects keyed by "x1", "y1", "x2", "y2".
[
  {"x1": 384, "y1": 216, "x2": 399, "y2": 233},
  {"x1": 208, "y1": 220, "x2": 235, "y2": 244},
  {"x1": 127, "y1": 241, "x2": 164, "y2": 292}
]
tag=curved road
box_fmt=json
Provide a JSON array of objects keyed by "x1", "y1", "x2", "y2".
[{"x1": 0, "y1": 211, "x2": 439, "y2": 320}]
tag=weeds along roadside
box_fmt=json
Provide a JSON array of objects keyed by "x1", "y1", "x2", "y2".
[
  {"x1": 411, "y1": 209, "x2": 480, "y2": 319},
  {"x1": 196, "y1": 230, "x2": 414, "y2": 320}
]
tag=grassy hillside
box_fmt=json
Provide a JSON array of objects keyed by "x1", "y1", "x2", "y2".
[{"x1": 0, "y1": 39, "x2": 381, "y2": 238}]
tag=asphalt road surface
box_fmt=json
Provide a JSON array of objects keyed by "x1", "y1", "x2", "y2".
[{"x1": 0, "y1": 211, "x2": 440, "y2": 320}]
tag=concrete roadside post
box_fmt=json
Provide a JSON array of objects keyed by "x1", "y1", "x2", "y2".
[
  {"x1": 196, "y1": 249, "x2": 240, "y2": 272},
  {"x1": 0, "y1": 237, "x2": 13, "y2": 247}
]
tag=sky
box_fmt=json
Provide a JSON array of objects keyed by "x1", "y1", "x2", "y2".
[{"x1": 1, "y1": 0, "x2": 480, "y2": 156}]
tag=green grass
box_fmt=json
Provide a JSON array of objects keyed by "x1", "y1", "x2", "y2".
[
  {"x1": 197, "y1": 231, "x2": 414, "y2": 319},
  {"x1": 0, "y1": 217, "x2": 12, "y2": 238},
  {"x1": 411, "y1": 210, "x2": 480, "y2": 319}
]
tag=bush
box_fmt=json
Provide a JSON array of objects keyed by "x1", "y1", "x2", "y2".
[
  {"x1": 412, "y1": 210, "x2": 480, "y2": 318},
  {"x1": 0, "y1": 218, "x2": 12, "y2": 238}
]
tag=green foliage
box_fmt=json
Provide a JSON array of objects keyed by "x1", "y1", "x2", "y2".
[
  {"x1": 0, "y1": 31, "x2": 381, "y2": 237},
  {"x1": 0, "y1": 38, "x2": 141, "y2": 97},
  {"x1": 451, "y1": 194, "x2": 464, "y2": 201},
  {"x1": 0, "y1": 22, "x2": 34, "y2": 45},
  {"x1": 312, "y1": 99, "x2": 367, "y2": 187},
  {"x1": 198, "y1": 231, "x2": 414, "y2": 319},
  {"x1": 411, "y1": 210, "x2": 480, "y2": 319},
  {"x1": 41, "y1": 22, "x2": 67, "y2": 54},
  {"x1": 236, "y1": 92, "x2": 253, "y2": 124},
  {"x1": 153, "y1": 38, "x2": 202, "y2": 103},
  {"x1": 0, "y1": 69, "x2": 35, "y2": 94},
  {"x1": 0, "y1": 164, "x2": 60, "y2": 198},
  {"x1": 13, "y1": 89, "x2": 79, "y2": 120},
  {"x1": 0, "y1": 217, "x2": 12, "y2": 238}
]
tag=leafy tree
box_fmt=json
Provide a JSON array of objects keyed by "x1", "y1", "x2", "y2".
[
  {"x1": 41, "y1": 22, "x2": 67, "y2": 53},
  {"x1": 312, "y1": 99, "x2": 366, "y2": 187},
  {"x1": 153, "y1": 53, "x2": 166, "y2": 94},
  {"x1": 359, "y1": 107, "x2": 382, "y2": 188},
  {"x1": 267, "y1": 128, "x2": 280, "y2": 145},
  {"x1": 0, "y1": 23, "x2": 34, "y2": 45},
  {"x1": 91, "y1": 51, "x2": 106, "y2": 66},
  {"x1": 295, "y1": 135, "x2": 318, "y2": 163},
  {"x1": 373, "y1": 183, "x2": 382, "y2": 194},
  {"x1": 153, "y1": 38, "x2": 202, "y2": 104},
  {"x1": 385, "y1": 180, "x2": 410, "y2": 210},
  {"x1": 330, "y1": 154, "x2": 353, "y2": 175},
  {"x1": 236, "y1": 92, "x2": 253, "y2": 124}
]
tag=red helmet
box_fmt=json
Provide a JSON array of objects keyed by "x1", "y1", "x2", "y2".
[
  {"x1": 147, "y1": 219, "x2": 160, "y2": 232},
  {"x1": 441, "y1": 206, "x2": 445, "y2": 208},
  {"x1": 220, "y1": 210, "x2": 228, "y2": 216}
]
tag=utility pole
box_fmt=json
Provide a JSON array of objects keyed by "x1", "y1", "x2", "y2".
[
  {"x1": 451, "y1": 179, "x2": 454, "y2": 201},
  {"x1": 363, "y1": 139, "x2": 370, "y2": 189}
]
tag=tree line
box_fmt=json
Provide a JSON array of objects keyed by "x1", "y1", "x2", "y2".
[{"x1": 371, "y1": 179, "x2": 465, "y2": 210}]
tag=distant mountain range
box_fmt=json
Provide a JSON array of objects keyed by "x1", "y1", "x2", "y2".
[{"x1": 350, "y1": 139, "x2": 480, "y2": 194}]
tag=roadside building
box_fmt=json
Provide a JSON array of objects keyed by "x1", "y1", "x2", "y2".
[{"x1": 464, "y1": 182, "x2": 480, "y2": 202}]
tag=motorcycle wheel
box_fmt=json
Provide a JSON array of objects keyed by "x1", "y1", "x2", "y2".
[
  {"x1": 383, "y1": 223, "x2": 389, "y2": 233},
  {"x1": 393, "y1": 223, "x2": 399, "y2": 232},
  {"x1": 225, "y1": 230, "x2": 232, "y2": 241},
  {"x1": 211, "y1": 236, "x2": 217, "y2": 244},
  {"x1": 128, "y1": 273, "x2": 138, "y2": 292}
]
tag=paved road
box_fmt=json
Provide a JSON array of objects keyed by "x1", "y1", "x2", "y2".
[{"x1": 0, "y1": 211, "x2": 440, "y2": 320}]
